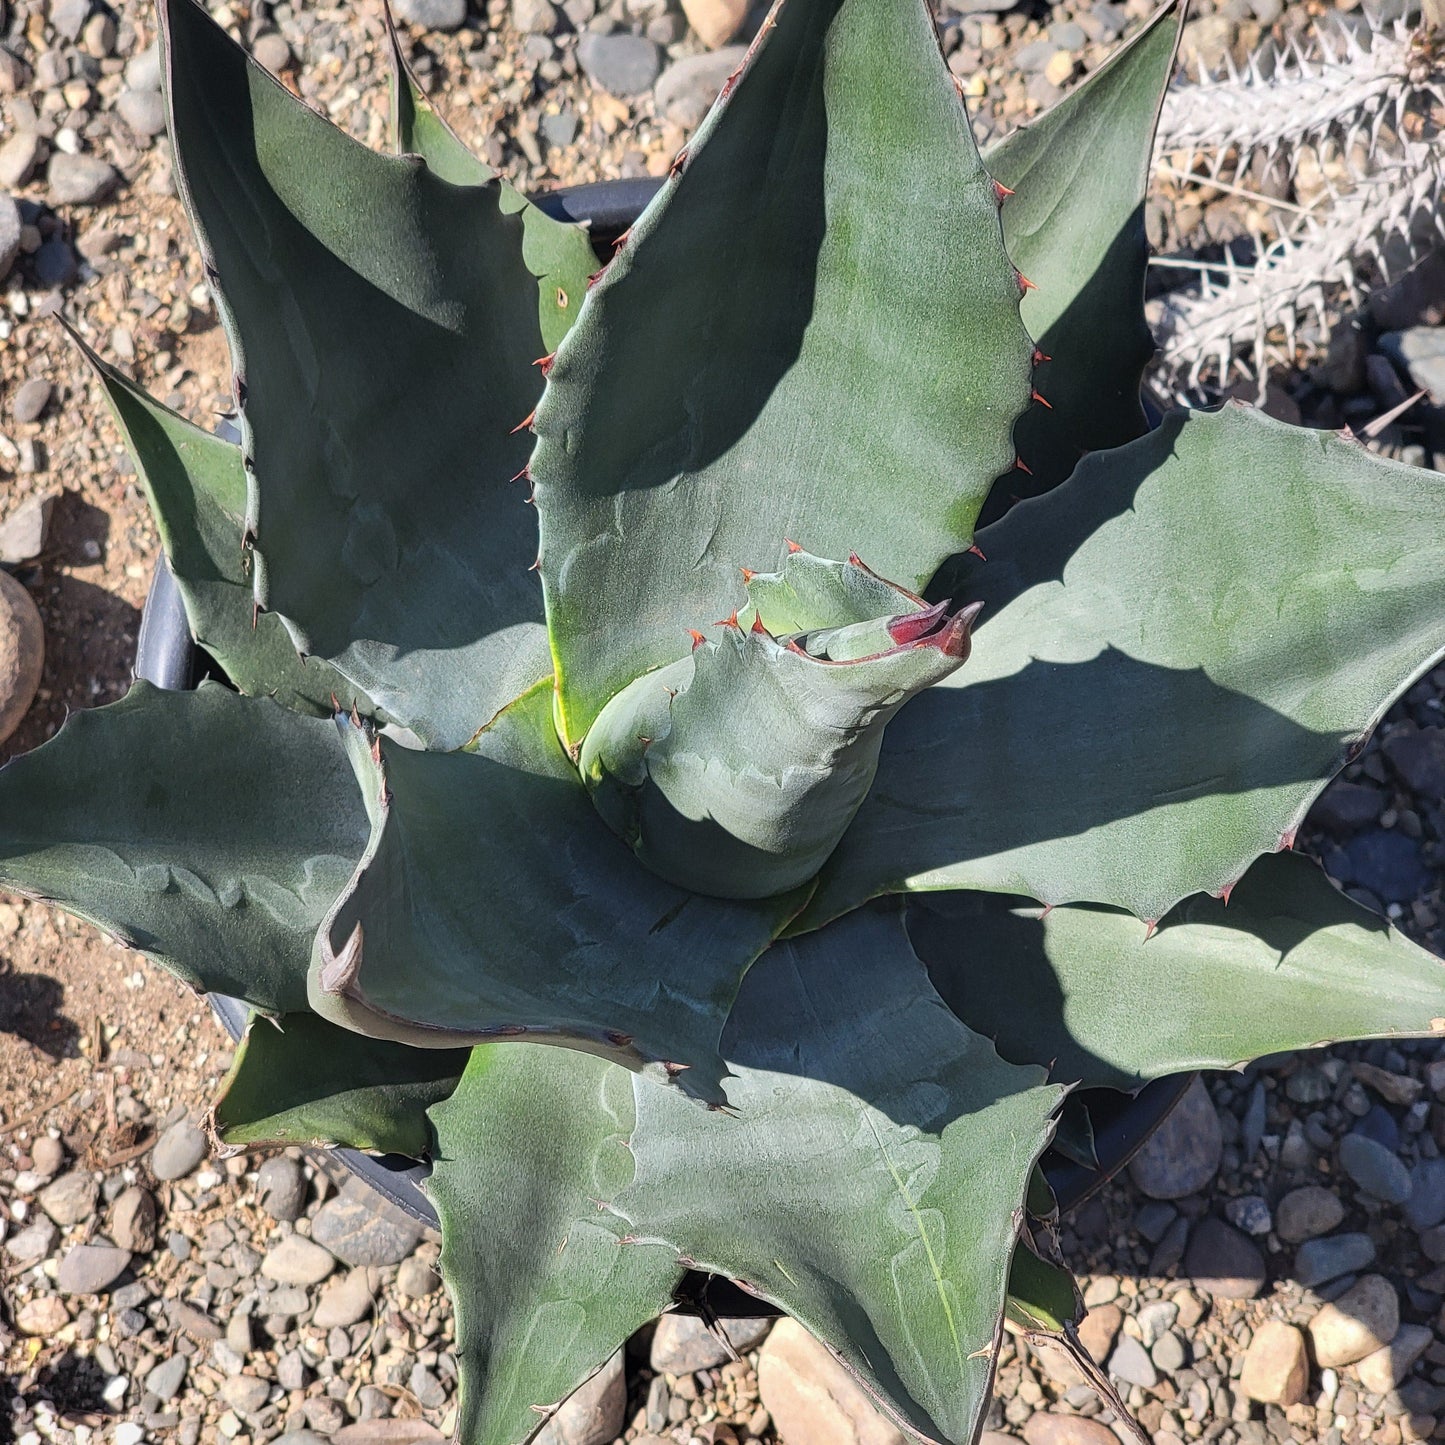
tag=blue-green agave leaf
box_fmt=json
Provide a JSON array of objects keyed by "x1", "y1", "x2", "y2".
[
  {"x1": 910, "y1": 852, "x2": 1445, "y2": 1091},
  {"x1": 0, "y1": 682, "x2": 367, "y2": 1014},
  {"x1": 307, "y1": 682, "x2": 807, "y2": 1101},
  {"x1": 805, "y1": 406, "x2": 1445, "y2": 925},
  {"x1": 531, "y1": 0, "x2": 1034, "y2": 747},
  {"x1": 162, "y1": 0, "x2": 552, "y2": 749}
]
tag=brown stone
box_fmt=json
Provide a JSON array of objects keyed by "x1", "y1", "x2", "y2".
[
  {"x1": 109, "y1": 1186, "x2": 157, "y2": 1255},
  {"x1": 679, "y1": 0, "x2": 747, "y2": 49},
  {"x1": 1240, "y1": 1320, "x2": 1309, "y2": 1405},
  {"x1": 1307, "y1": 1274, "x2": 1400, "y2": 1368},
  {"x1": 1075, "y1": 1302, "x2": 1122, "y2": 1364},
  {"x1": 1021, "y1": 1413, "x2": 1124, "y2": 1445},
  {"x1": 758, "y1": 1318, "x2": 906, "y2": 1445},
  {"x1": 0, "y1": 568, "x2": 42, "y2": 745}
]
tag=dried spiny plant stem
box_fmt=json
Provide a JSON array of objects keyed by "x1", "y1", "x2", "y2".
[
  {"x1": 1148, "y1": 18, "x2": 1445, "y2": 391},
  {"x1": 1156, "y1": 19, "x2": 1443, "y2": 180}
]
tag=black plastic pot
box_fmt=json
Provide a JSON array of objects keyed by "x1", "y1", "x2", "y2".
[{"x1": 133, "y1": 178, "x2": 1192, "y2": 1306}]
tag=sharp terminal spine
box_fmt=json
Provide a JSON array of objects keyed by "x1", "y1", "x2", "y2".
[
  {"x1": 689, "y1": 629, "x2": 707, "y2": 650},
  {"x1": 1031, "y1": 388, "x2": 1053, "y2": 410},
  {"x1": 510, "y1": 409, "x2": 536, "y2": 435},
  {"x1": 992, "y1": 178, "x2": 1015, "y2": 203},
  {"x1": 714, "y1": 610, "x2": 741, "y2": 630}
]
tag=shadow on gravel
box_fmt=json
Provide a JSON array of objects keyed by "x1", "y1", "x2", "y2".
[{"x1": 0, "y1": 958, "x2": 80, "y2": 1059}]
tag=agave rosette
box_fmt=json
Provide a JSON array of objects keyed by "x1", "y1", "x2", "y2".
[{"x1": 4, "y1": 0, "x2": 1445, "y2": 1440}]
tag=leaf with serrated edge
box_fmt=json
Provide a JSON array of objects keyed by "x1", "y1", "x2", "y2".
[
  {"x1": 213, "y1": 1011, "x2": 468, "y2": 1155},
  {"x1": 162, "y1": 0, "x2": 551, "y2": 750},
  {"x1": 613, "y1": 907, "x2": 1064, "y2": 1444},
  {"x1": 386, "y1": 15, "x2": 598, "y2": 353},
  {"x1": 805, "y1": 406, "x2": 1445, "y2": 926},
  {"x1": 69, "y1": 328, "x2": 361, "y2": 718},
  {"x1": 427, "y1": 1045, "x2": 683, "y2": 1445},
  {"x1": 531, "y1": 0, "x2": 1033, "y2": 747},
  {"x1": 979, "y1": 0, "x2": 1182, "y2": 512},
  {"x1": 910, "y1": 852, "x2": 1445, "y2": 1092},
  {"x1": 307, "y1": 682, "x2": 807, "y2": 1102},
  {"x1": 0, "y1": 682, "x2": 367, "y2": 1014}
]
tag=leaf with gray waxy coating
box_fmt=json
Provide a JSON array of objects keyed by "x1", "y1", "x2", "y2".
[
  {"x1": 428, "y1": 1045, "x2": 683, "y2": 1445},
  {"x1": 581, "y1": 576, "x2": 979, "y2": 900},
  {"x1": 308, "y1": 683, "x2": 807, "y2": 1101},
  {"x1": 385, "y1": 13, "x2": 597, "y2": 352},
  {"x1": 162, "y1": 0, "x2": 551, "y2": 749},
  {"x1": 532, "y1": 0, "x2": 1033, "y2": 747},
  {"x1": 69, "y1": 328, "x2": 360, "y2": 717},
  {"x1": 213, "y1": 1011, "x2": 469, "y2": 1155},
  {"x1": 804, "y1": 406, "x2": 1445, "y2": 926},
  {"x1": 613, "y1": 907, "x2": 1064, "y2": 1445},
  {"x1": 909, "y1": 852, "x2": 1445, "y2": 1092},
  {"x1": 980, "y1": 0, "x2": 1182, "y2": 512},
  {"x1": 0, "y1": 682, "x2": 367, "y2": 1014}
]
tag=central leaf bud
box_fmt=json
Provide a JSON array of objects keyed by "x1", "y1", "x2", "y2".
[{"x1": 579, "y1": 549, "x2": 981, "y2": 900}]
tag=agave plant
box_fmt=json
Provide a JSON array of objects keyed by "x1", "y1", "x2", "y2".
[{"x1": 6, "y1": 0, "x2": 1445, "y2": 1440}]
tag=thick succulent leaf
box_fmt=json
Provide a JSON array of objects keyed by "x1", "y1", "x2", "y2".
[
  {"x1": 428, "y1": 1045, "x2": 683, "y2": 1445},
  {"x1": 213, "y1": 1011, "x2": 468, "y2": 1155},
  {"x1": 0, "y1": 682, "x2": 367, "y2": 1014},
  {"x1": 531, "y1": 0, "x2": 1033, "y2": 746},
  {"x1": 308, "y1": 683, "x2": 806, "y2": 1101},
  {"x1": 910, "y1": 852, "x2": 1445, "y2": 1093},
  {"x1": 1006, "y1": 1245, "x2": 1081, "y2": 1334},
  {"x1": 979, "y1": 0, "x2": 1182, "y2": 512},
  {"x1": 805, "y1": 406, "x2": 1445, "y2": 925},
  {"x1": 613, "y1": 907, "x2": 1064, "y2": 1445},
  {"x1": 162, "y1": 0, "x2": 551, "y2": 750},
  {"x1": 70, "y1": 330, "x2": 361, "y2": 716},
  {"x1": 386, "y1": 16, "x2": 597, "y2": 353},
  {"x1": 740, "y1": 546, "x2": 928, "y2": 635},
  {"x1": 581, "y1": 595, "x2": 978, "y2": 898}
]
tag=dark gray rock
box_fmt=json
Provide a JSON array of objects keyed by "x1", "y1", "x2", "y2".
[
  {"x1": 1225, "y1": 1195, "x2": 1271, "y2": 1237},
  {"x1": 653, "y1": 47, "x2": 747, "y2": 129},
  {"x1": 1308, "y1": 780, "x2": 1385, "y2": 835},
  {"x1": 1183, "y1": 1218, "x2": 1266, "y2": 1299},
  {"x1": 540, "y1": 110, "x2": 579, "y2": 148},
  {"x1": 33, "y1": 238, "x2": 76, "y2": 288},
  {"x1": 47, "y1": 152, "x2": 119, "y2": 206},
  {"x1": 310, "y1": 1177, "x2": 421, "y2": 1266},
  {"x1": 1383, "y1": 727, "x2": 1445, "y2": 796},
  {"x1": 577, "y1": 32, "x2": 661, "y2": 97},
  {"x1": 1128, "y1": 1076, "x2": 1222, "y2": 1200},
  {"x1": 1338, "y1": 829, "x2": 1431, "y2": 903},
  {"x1": 255, "y1": 1155, "x2": 306, "y2": 1222},
  {"x1": 56, "y1": 1243, "x2": 131, "y2": 1295},
  {"x1": 151, "y1": 1119, "x2": 208, "y2": 1181},
  {"x1": 1405, "y1": 1158, "x2": 1445, "y2": 1230},
  {"x1": 1340, "y1": 1132, "x2": 1411, "y2": 1204},
  {"x1": 1295, "y1": 1231, "x2": 1376, "y2": 1288},
  {"x1": 1276, "y1": 1185, "x2": 1344, "y2": 1243},
  {"x1": 392, "y1": 0, "x2": 468, "y2": 29}
]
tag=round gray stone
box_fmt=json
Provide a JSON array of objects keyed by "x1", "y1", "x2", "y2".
[
  {"x1": 125, "y1": 43, "x2": 162, "y2": 91},
  {"x1": 115, "y1": 90, "x2": 167, "y2": 139},
  {"x1": 1405, "y1": 1158, "x2": 1445, "y2": 1230},
  {"x1": 38, "y1": 1169, "x2": 98, "y2": 1225},
  {"x1": 1339, "y1": 1132, "x2": 1411, "y2": 1205},
  {"x1": 392, "y1": 0, "x2": 468, "y2": 29},
  {"x1": 577, "y1": 32, "x2": 662, "y2": 97},
  {"x1": 1276, "y1": 1185, "x2": 1345, "y2": 1243},
  {"x1": 650, "y1": 1312, "x2": 772, "y2": 1373},
  {"x1": 310, "y1": 1178, "x2": 421, "y2": 1267},
  {"x1": 653, "y1": 47, "x2": 747, "y2": 129},
  {"x1": 252, "y1": 32, "x2": 292, "y2": 72},
  {"x1": 255, "y1": 1156, "x2": 306, "y2": 1222},
  {"x1": 261, "y1": 1235, "x2": 337, "y2": 1287},
  {"x1": 145, "y1": 1352, "x2": 188, "y2": 1402},
  {"x1": 151, "y1": 1119, "x2": 208, "y2": 1181},
  {"x1": 56, "y1": 1243, "x2": 131, "y2": 1295},
  {"x1": 1183, "y1": 1217, "x2": 1266, "y2": 1299},
  {"x1": 47, "y1": 152, "x2": 119, "y2": 206},
  {"x1": 1294, "y1": 1231, "x2": 1376, "y2": 1288},
  {"x1": 1128, "y1": 1076, "x2": 1222, "y2": 1200},
  {"x1": 1107, "y1": 1334, "x2": 1157, "y2": 1388}
]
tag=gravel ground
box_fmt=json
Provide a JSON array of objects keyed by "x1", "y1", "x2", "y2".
[{"x1": 3, "y1": 0, "x2": 1445, "y2": 1443}]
